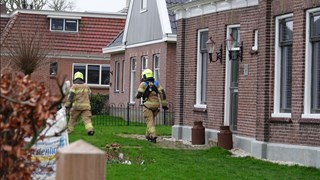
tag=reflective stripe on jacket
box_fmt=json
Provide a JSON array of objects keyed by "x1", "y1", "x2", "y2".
[{"x1": 65, "y1": 83, "x2": 91, "y2": 110}]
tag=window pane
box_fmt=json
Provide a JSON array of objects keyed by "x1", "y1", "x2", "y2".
[
  {"x1": 200, "y1": 31, "x2": 208, "y2": 51},
  {"x1": 130, "y1": 58, "x2": 136, "y2": 102},
  {"x1": 131, "y1": 58, "x2": 136, "y2": 70},
  {"x1": 51, "y1": 19, "x2": 63, "y2": 30},
  {"x1": 311, "y1": 42, "x2": 320, "y2": 113},
  {"x1": 115, "y1": 62, "x2": 120, "y2": 90},
  {"x1": 50, "y1": 62, "x2": 58, "y2": 76},
  {"x1": 88, "y1": 65, "x2": 99, "y2": 84},
  {"x1": 201, "y1": 52, "x2": 208, "y2": 104},
  {"x1": 141, "y1": 56, "x2": 148, "y2": 70},
  {"x1": 280, "y1": 19, "x2": 293, "y2": 43},
  {"x1": 122, "y1": 61, "x2": 125, "y2": 91},
  {"x1": 154, "y1": 54, "x2": 160, "y2": 81},
  {"x1": 101, "y1": 66, "x2": 110, "y2": 85},
  {"x1": 73, "y1": 65, "x2": 86, "y2": 82},
  {"x1": 198, "y1": 31, "x2": 208, "y2": 104},
  {"x1": 280, "y1": 46, "x2": 292, "y2": 113},
  {"x1": 231, "y1": 27, "x2": 241, "y2": 48},
  {"x1": 311, "y1": 14, "x2": 320, "y2": 38},
  {"x1": 65, "y1": 19, "x2": 77, "y2": 31}
]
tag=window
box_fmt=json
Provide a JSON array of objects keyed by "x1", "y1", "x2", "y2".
[
  {"x1": 49, "y1": 62, "x2": 58, "y2": 76},
  {"x1": 303, "y1": 8, "x2": 320, "y2": 118},
  {"x1": 130, "y1": 57, "x2": 136, "y2": 103},
  {"x1": 141, "y1": 56, "x2": 148, "y2": 73},
  {"x1": 140, "y1": 0, "x2": 147, "y2": 12},
  {"x1": 73, "y1": 64, "x2": 110, "y2": 86},
  {"x1": 115, "y1": 61, "x2": 120, "y2": 92},
  {"x1": 153, "y1": 54, "x2": 160, "y2": 81},
  {"x1": 50, "y1": 18, "x2": 78, "y2": 32},
  {"x1": 273, "y1": 14, "x2": 293, "y2": 117},
  {"x1": 195, "y1": 29, "x2": 208, "y2": 108},
  {"x1": 122, "y1": 60, "x2": 125, "y2": 92}
]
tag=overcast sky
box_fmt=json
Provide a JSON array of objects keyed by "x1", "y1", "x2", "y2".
[{"x1": 73, "y1": 0, "x2": 127, "y2": 13}]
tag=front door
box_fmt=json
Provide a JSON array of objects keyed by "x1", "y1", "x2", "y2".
[
  {"x1": 229, "y1": 60, "x2": 239, "y2": 131},
  {"x1": 224, "y1": 25, "x2": 240, "y2": 131}
]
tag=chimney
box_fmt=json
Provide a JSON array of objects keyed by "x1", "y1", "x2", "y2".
[{"x1": 0, "y1": 3, "x2": 7, "y2": 14}]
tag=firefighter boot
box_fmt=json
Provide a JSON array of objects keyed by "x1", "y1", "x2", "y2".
[{"x1": 87, "y1": 131, "x2": 95, "y2": 136}]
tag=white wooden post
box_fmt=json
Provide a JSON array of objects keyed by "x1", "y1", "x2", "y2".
[{"x1": 56, "y1": 140, "x2": 105, "y2": 180}]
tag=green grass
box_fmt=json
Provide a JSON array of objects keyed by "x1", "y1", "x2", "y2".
[{"x1": 69, "y1": 124, "x2": 320, "y2": 180}]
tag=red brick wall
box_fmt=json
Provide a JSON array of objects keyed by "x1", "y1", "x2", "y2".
[
  {"x1": 175, "y1": 6, "x2": 261, "y2": 137},
  {"x1": 175, "y1": 0, "x2": 320, "y2": 147},
  {"x1": 0, "y1": 55, "x2": 110, "y2": 95},
  {"x1": 109, "y1": 53, "x2": 128, "y2": 105},
  {"x1": 109, "y1": 42, "x2": 176, "y2": 110},
  {"x1": 267, "y1": 0, "x2": 320, "y2": 146}
]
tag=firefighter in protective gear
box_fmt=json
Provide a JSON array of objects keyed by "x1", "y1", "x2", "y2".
[
  {"x1": 136, "y1": 69, "x2": 168, "y2": 143},
  {"x1": 65, "y1": 72, "x2": 94, "y2": 136}
]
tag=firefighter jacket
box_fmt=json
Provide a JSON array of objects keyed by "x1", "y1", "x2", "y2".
[
  {"x1": 65, "y1": 79, "x2": 91, "y2": 111},
  {"x1": 136, "y1": 79, "x2": 167, "y2": 109}
]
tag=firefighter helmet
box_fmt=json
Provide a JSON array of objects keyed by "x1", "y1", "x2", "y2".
[
  {"x1": 142, "y1": 69, "x2": 153, "y2": 79},
  {"x1": 74, "y1": 72, "x2": 84, "y2": 80}
]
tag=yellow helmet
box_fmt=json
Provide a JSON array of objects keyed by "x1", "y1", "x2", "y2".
[
  {"x1": 74, "y1": 72, "x2": 84, "y2": 80},
  {"x1": 142, "y1": 69, "x2": 153, "y2": 79}
]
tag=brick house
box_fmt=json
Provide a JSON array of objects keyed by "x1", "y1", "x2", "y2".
[
  {"x1": 170, "y1": 0, "x2": 320, "y2": 168},
  {"x1": 0, "y1": 7, "x2": 126, "y2": 95},
  {"x1": 102, "y1": 0, "x2": 186, "y2": 118}
]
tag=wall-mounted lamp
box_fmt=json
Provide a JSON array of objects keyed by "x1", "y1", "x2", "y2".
[
  {"x1": 216, "y1": 44, "x2": 223, "y2": 64},
  {"x1": 226, "y1": 33, "x2": 243, "y2": 62},
  {"x1": 206, "y1": 37, "x2": 215, "y2": 63},
  {"x1": 206, "y1": 37, "x2": 223, "y2": 64}
]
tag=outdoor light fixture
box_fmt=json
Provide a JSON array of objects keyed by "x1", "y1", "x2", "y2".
[
  {"x1": 216, "y1": 44, "x2": 223, "y2": 64},
  {"x1": 226, "y1": 33, "x2": 243, "y2": 62},
  {"x1": 206, "y1": 37, "x2": 222, "y2": 64},
  {"x1": 206, "y1": 37, "x2": 215, "y2": 63}
]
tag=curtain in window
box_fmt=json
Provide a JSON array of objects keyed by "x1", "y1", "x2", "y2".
[
  {"x1": 280, "y1": 46, "x2": 292, "y2": 113},
  {"x1": 312, "y1": 42, "x2": 320, "y2": 112},
  {"x1": 88, "y1": 65, "x2": 100, "y2": 84},
  {"x1": 101, "y1": 66, "x2": 110, "y2": 85}
]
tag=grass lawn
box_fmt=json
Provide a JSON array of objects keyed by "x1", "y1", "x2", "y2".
[{"x1": 69, "y1": 124, "x2": 320, "y2": 180}]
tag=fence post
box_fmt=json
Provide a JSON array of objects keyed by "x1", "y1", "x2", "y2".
[
  {"x1": 56, "y1": 140, "x2": 105, "y2": 180},
  {"x1": 164, "y1": 109, "x2": 167, "y2": 125},
  {"x1": 127, "y1": 102, "x2": 130, "y2": 126}
]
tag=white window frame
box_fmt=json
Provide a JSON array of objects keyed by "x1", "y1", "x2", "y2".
[
  {"x1": 224, "y1": 24, "x2": 240, "y2": 126},
  {"x1": 130, "y1": 57, "x2": 137, "y2": 104},
  {"x1": 72, "y1": 63, "x2": 110, "y2": 88},
  {"x1": 122, "y1": 60, "x2": 125, "y2": 92},
  {"x1": 50, "y1": 18, "x2": 79, "y2": 32},
  {"x1": 140, "y1": 0, "x2": 147, "y2": 13},
  {"x1": 272, "y1": 13, "x2": 293, "y2": 118},
  {"x1": 194, "y1": 28, "x2": 208, "y2": 109},
  {"x1": 115, "y1": 61, "x2": 120, "y2": 92},
  {"x1": 153, "y1": 54, "x2": 160, "y2": 81},
  {"x1": 302, "y1": 7, "x2": 320, "y2": 119}
]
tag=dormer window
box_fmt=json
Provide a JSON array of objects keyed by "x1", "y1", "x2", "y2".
[
  {"x1": 50, "y1": 18, "x2": 79, "y2": 32},
  {"x1": 140, "y1": 0, "x2": 147, "y2": 12}
]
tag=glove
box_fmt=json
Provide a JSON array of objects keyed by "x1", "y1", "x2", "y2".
[{"x1": 162, "y1": 106, "x2": 168, "y2": 110}]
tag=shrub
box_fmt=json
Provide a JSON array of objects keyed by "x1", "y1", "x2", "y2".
[
  {"x1": 90, "y1": 93, "x2": 109, "y2": 115},
  {"x1": 0, "y1": 72, "x2": 63, "y2": 179}
]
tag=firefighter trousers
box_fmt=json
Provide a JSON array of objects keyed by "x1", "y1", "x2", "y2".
[
  {"x1": 143, "y1": 106, "x2": 159, "y2": 138},
  {"x1": 67, "y1": 109, "x2": 94, "y2": 133}
]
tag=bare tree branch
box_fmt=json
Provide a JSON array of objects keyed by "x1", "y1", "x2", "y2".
[{"x1": 47, "y1": 0, "x2": 75, "y2": 11}]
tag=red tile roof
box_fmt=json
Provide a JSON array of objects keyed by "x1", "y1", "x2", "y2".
[{"x1": 1, "y1": 10, "x2": 126, "y2": 55}]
